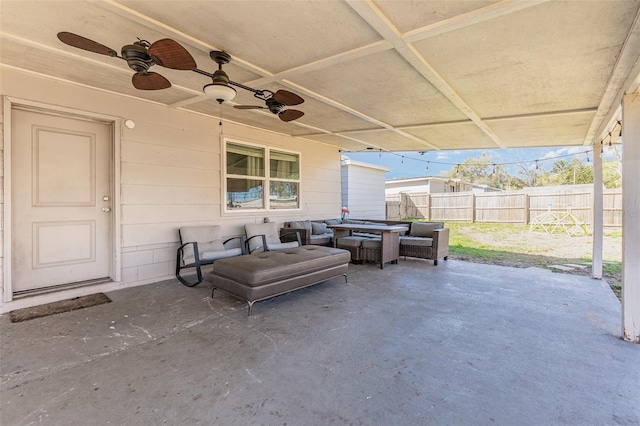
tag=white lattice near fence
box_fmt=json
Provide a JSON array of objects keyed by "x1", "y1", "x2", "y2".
[{"x1": 529, "y1": 204, "x2": 591, "y2": 236}]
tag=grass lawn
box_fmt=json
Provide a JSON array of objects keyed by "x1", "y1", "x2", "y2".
[{"x1": 439, "y1": 222, "x2": 623, "y2": 300}]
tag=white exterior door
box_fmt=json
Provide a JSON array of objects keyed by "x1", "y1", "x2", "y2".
[{"x1": 11, "y1": 108, "x2": 113, "y2": 293}]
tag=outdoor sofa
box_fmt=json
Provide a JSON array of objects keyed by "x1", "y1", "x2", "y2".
[
  {"x1": 281, "y1": 219, "x2": 449, "y2": 265},
  {"x1": 280, "y1": 220, "x2": 333, "y2": 246}
]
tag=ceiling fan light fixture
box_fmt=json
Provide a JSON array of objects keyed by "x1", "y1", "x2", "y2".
[
  {"x1": 203, "y1": 68, "x2": 236, "y2": 103},
  {"x1": 204, "y1": 83, "x2": 236, "y2": 103}
]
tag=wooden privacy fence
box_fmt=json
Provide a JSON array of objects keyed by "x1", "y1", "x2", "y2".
[{"x1": 386, "y1": 190, "x2": 622, "y2": 227}]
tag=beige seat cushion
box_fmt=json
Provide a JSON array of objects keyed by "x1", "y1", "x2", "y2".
[
  {"x1": 336, "y1": 236, "x2": 368, "y2": 247},
  {"x1": 400, "y1": 236, "x2": 433, "y2": 247},
  {"x1": 246, "y1": 222, "x2": 299, "y2": 253}
]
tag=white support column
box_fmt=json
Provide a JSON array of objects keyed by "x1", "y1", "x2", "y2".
[
  {"x1": 592, "y1": 142, "x2": 603, "y2": 279},
  {"x1": 622, "y1": 94, "x2": 640, "y2": 343}
]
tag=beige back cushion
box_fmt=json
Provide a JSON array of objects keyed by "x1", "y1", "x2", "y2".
[
  {"x1": 311, "y1": 222, "x2": 330, "y2": 235},
  {"x1": 179, "y1": 226, "x2": 224, "y2": 259},
  {"x1": 409, "y1": 222, "x2": 443, "y2": 238},
  {"x1": 245, "y1": 222, "x2": 280, "y2": 251},
  {"x1": 288, "y1": 220, "x2": 312, "y2": 232}
]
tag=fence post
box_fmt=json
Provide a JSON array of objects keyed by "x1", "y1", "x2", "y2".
[
  {"x1": 400, "y1": 192, "x2": 408, "y2": 220},
  {"x1": 470, "y1": 193, "x2": 476, "y2": 223},
  {"x1": 426, "y1": 193, "x2": 431, "y2": 221},
  {"x1": 525, "y1": 194, "x2": 530, "y2": 224}
]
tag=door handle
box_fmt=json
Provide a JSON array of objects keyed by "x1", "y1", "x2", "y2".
[{"x1": 102, "y1": 207, "x2": 111, "y2": 212}]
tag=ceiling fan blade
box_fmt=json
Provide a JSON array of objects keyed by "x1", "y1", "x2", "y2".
[
  {"x1": 234, "y1": 105, "x2": 266, "y2": 110},
  {"x1": 148, "y1": 39, "x2": 196, "y2": 70},
  {"x1": 132, "y1": 72, "x2": 171, "y2": 90},
  {"x1": 57, "y1": 32, "x2": 117, "y2": 57},
  {"x1": 279, "y1": 109, "x2": 304, "y2": 122},
  {"x1": 273, "y1": 90, "x2": 304, "y2": 106}
]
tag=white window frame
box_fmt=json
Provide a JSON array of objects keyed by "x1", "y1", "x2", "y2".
[{"x1": 223, "y1": 138, "x2": 301, "y2": 213}]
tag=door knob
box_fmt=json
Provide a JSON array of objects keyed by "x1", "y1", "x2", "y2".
[{"x1": 102, "y1": 207, "x2": 111, "y2": 212}]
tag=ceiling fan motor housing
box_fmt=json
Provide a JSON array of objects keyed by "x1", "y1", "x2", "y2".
[
  {"x1": 122, "y1": 42, "x2": 153, "y2": 73},
  {"x1": 266, "y1": 98, "x2": 284, "y2": 114},
  {"x1": 212, "y1": 68, "x2": 230, "y2": 85}
]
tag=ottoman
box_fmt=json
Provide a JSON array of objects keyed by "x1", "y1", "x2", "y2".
[{"x1": 208, "y1": 245, "x2": 350, "y2": 315}]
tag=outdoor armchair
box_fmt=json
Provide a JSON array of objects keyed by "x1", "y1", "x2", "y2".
[
  {"x1": 245, "y1": 222, "x2": 302, "y2": 254},
  {"x1": 176, "y1": 225, "x2": 244, "y2": 287}
]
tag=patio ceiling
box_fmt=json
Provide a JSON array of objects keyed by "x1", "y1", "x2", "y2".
[{"x1": 2, "y1": 0, "x2": 640, "y2": 152}]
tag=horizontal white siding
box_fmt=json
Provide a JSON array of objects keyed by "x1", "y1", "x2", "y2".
[{"x1": 0, "y1": 68, "x2": 342, "y2": 312}]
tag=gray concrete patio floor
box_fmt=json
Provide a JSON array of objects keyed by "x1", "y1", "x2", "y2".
[{"x1": 1, "y1": 259, "x2": 639, "y2": 425}]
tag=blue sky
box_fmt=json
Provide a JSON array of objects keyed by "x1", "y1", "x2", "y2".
[{"x1": 345, "y1": 145, "x2": 621, "y2": 180}]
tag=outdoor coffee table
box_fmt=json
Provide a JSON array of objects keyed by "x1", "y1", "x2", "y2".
[{"x1": 327, "y1": 224, "x2": 408, "y2": 269}]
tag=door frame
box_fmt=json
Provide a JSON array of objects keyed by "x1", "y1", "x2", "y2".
[{"x1": 2, "y1": 97, "x2": 122, "y2": 303}]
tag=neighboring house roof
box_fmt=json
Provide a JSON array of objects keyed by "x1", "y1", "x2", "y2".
[
  {"x1": 385, "y1": 176, "x2": 501, "y2": 193},
  {"x1": 341, "y1": 156, "x2": 391, "y2": 172},
  {"x1": 472, "y1": 184, "x2": 502, "y2": 192},
  {"x1": 385, "y1": 176, "x2": 471, "y2": 186}
]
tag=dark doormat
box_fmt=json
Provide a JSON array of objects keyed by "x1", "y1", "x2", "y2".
[{"x1": 9, "y1": 293, "x2": 112, "y2": 323}]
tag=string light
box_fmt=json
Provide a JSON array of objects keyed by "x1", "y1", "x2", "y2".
[{"x1": 346, "y1": 120, "x2": 620, "y2": 170}]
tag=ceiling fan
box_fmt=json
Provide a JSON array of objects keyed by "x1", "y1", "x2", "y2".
[
  {"x1": 57, "y1": 33, "x2": 305, "y2": 121},
  {"x1": 57, "y1": 31, "x2": 196, "y2": 90},
  {"x1": 194, "y1": 51, "x2": 305, "y2": 122}
]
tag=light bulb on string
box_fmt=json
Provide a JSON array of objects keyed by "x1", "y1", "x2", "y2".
[{"x1": 586, "y1": 151, "x2": 590, "y2": 163}]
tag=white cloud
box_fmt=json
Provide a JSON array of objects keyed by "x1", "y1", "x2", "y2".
[
  {"x1": 540, "y1": 146, "x2": 588, "y2": 161},
  {"x1": 435, "y1": 152, "x2": 449, "y2": 160}
]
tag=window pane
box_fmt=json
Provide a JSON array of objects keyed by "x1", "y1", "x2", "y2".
[
  {"x1": 270, "y1": 150, "x2": 299, "y2": 179},
  {"x1": 227, "y1": 178, "x2": 264, "y2": 209},
  {"x1": 270, "y1": 181, "x2": 298, "y2": 209},
  {"x1": 227, "y1": 143, "x2": 264, "y2": 177}
]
